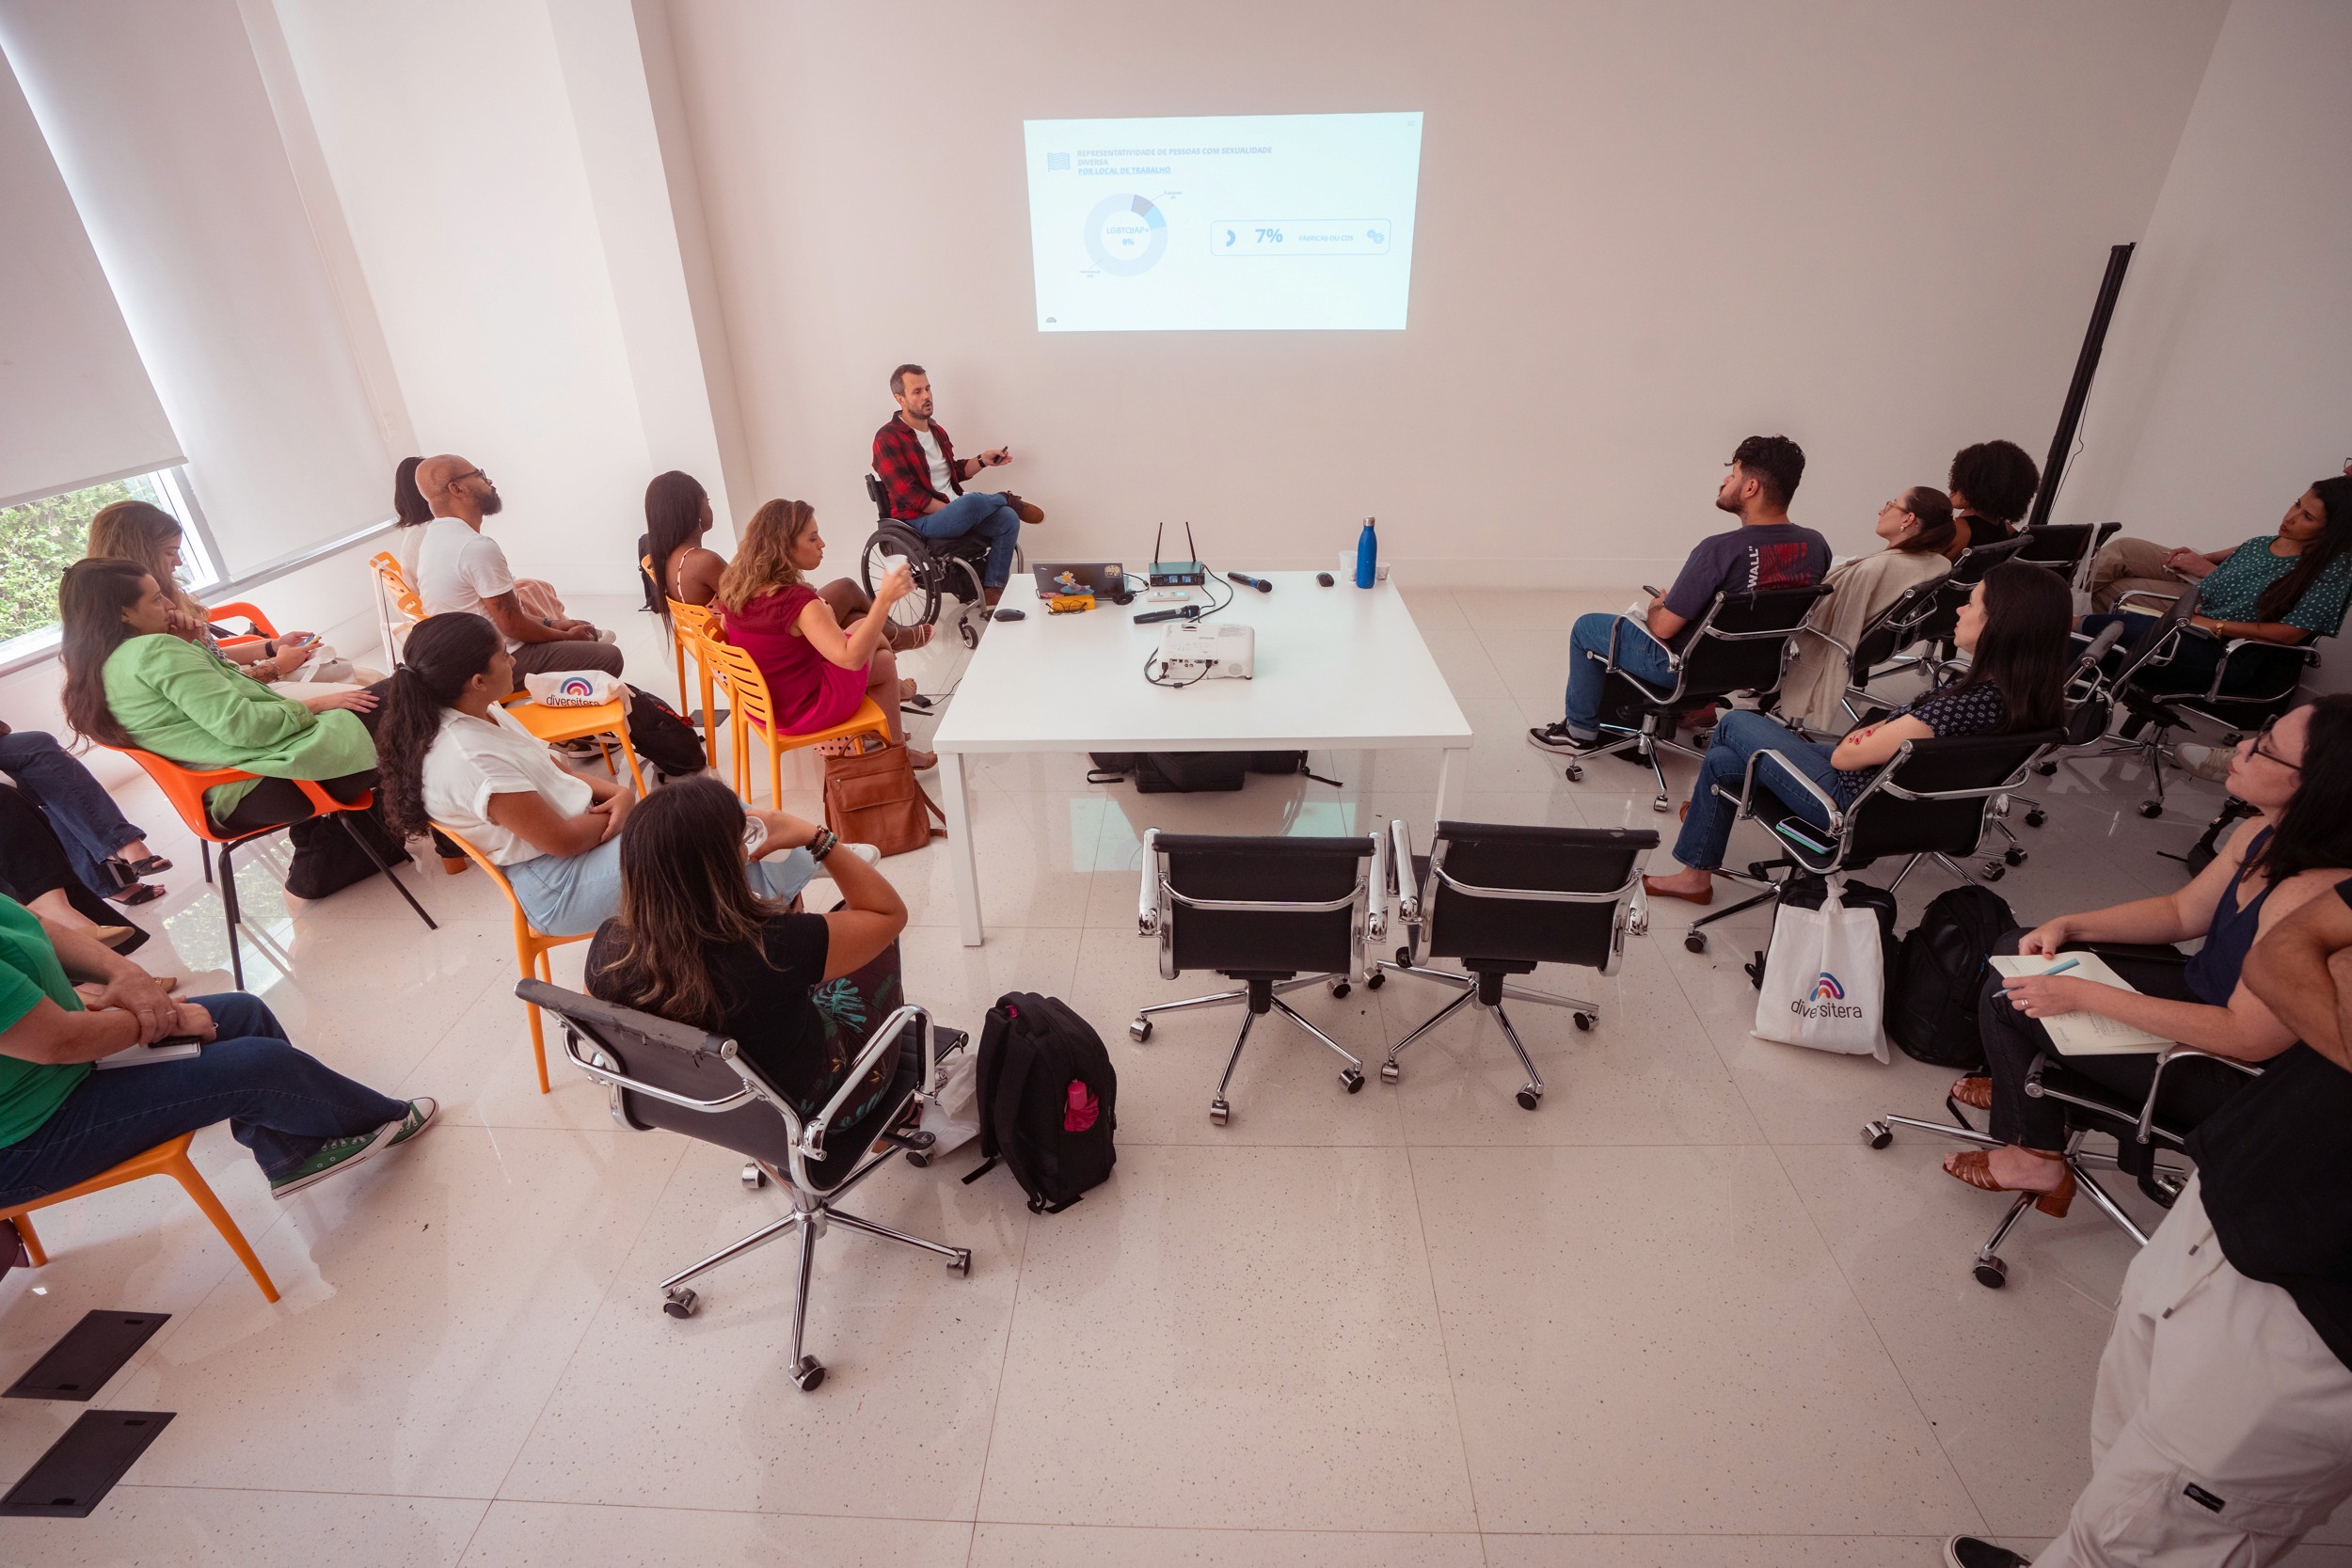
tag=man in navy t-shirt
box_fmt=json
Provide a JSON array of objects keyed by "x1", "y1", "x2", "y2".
[{"x1": 1531, "y1": 435, "x2": 1831, "y2": 754}]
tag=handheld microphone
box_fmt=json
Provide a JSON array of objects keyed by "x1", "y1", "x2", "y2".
[
  {"x1": 1136, "y1": 606, "x2": 1200, "y2": 625},
  {"x1": 1227, "y1": 573, "x2": 1273, "y2": 593}
]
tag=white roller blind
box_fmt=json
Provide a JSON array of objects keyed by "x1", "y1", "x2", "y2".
[
  {"x1": 0, "y1": 52, "x2": 181, "y2": 510},
  {"x1": 0, "y1": 0, "x2": 390, "y2": 576}
]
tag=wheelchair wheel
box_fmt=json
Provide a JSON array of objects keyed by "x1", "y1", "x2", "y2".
[{"x1": 861, "y1": 527, "x2": 939, "y2": 639}]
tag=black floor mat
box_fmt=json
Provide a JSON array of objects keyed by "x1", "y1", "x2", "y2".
[
  {"x1": 5, "y1": 1311, "x2": 169, "y2": 1402},
  {"x1": 0, "y1": 1411, "x2": 174, "y2": 1517}
]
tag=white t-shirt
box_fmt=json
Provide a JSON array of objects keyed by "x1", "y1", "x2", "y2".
[
  {"x1": 421, "y1": 705, "x2": 593, "y2": 865},
  {"x1": 913, "y1": 425, "x2": 955, "y2": 499},
  {"x1": 414, "y1": 517, "x2": 522, "y2": 650}
]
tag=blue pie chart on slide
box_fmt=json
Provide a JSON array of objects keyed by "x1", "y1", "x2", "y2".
[{"x1": 1084, "y1": 193, "x2": 1168, "y2": 276}]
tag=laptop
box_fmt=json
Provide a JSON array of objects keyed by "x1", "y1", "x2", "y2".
[{"x1": 1033, "y1": 562, "x2": 1128, "y2": 599}]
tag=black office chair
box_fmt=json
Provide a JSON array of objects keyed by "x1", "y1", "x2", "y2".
[
  {"x1": 1129, "y1": 830, "x2": 1385, "y2": 1126},
  {"x1": 2010, "y1": 520, "x2": 2122, "y2": 587},
  {"x1": 519, "y1": 978, "x2": 970, "y2": 1392},
  {"x1": 2087, "y1": 583, "x2": 2322, "y2": 818},
  {"x1": 1369, "y1": 819, "x2": 1657, "y2": 1110},
  {"x1": 1978, "y1": 619, "x2": 2126, "y2": 862},
  {"x1": 1891, "y1": 534, "x2": 2032, "y2": 682},
  {"x1": 1569, "y1": 585, "x2": 1834, "y2": 813},
  {"x1": 1867, "y1": 1008, "x2": 2259, "y2": 1289},
  {"x1": 859, "y1": 473, "x2": 1010, "y2": 650},
  {"x1": 1681, "y1": 725, "x2": 2063, "y2": 955}
]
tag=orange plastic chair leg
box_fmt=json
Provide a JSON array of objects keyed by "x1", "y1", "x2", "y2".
[
  {"x1": 13, "y1": 1211, "x2": 45, "y2": 1266},
  {"x1": 163, "y1": 1148, "x2": 278, "y2": 1303},
  {"x1": 768, "y1": 737, "x2": 783, "y2": 808},
  {"x1": 699, "y1": 662, "x2": 719, "y2": 768},
  {"x1": 516, "y1": 922, "x2": 551, "y2": 1095}
]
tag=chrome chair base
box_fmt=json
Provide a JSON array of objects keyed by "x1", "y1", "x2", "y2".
[
  {"x1": 1560, "y1": 720, "x2": 1700, "y2": 814},
  {"x1": 655, "y1": 1140, "x2": 970, "y2": 1392},
  {"x1": 1373, "y1": 962, "x2": 1597, "y2": 1111},
  {"x1": 1863, "y1": 1113, "x2": 2184, "y2": 1290},
  {"x1": 1131, "y1": 977, "x2": 1364, "y2": 1125}
]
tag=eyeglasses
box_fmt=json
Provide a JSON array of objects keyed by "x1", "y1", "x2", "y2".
[
  {"x1": 2248, "y1": 720, "x2": 2300, "y2": 770},
  {"x1": 452, "y1": 468, "x2": 487, "y2": 485}
]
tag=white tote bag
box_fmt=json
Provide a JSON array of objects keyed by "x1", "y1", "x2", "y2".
[{"x1": 1752, "y1": 879, "x2": 1890, "y2": 1061}]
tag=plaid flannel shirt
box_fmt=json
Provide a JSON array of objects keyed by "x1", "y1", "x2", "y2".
[{"x1": 872, "y1": 415, "x2": 963, "y2": 520}]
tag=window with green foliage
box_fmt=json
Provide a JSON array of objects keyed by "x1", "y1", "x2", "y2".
[{"x1": 0, "y1": 469, "x2": 215, "y2": 650}]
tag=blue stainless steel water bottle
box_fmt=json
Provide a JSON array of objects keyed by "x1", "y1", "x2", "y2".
[{"x1": 1354, "y1": 516, "x2": 1377, "y2": 589}]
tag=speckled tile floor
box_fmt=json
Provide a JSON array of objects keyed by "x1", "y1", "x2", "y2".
[{"x1": 4, "y1": 587, "x2": 2346, "y2": 1567}]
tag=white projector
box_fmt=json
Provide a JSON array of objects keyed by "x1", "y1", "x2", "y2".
[{"x1": 1152, "y1": 621, "x2": 1255, "y2": 680}]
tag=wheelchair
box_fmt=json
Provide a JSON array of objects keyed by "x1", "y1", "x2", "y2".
[{"x1": 859, "y1": 475, "x2": 1004, "y2": 650}]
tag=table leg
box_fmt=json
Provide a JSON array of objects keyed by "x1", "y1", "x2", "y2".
[
  {"x1": 940, "y1": 751, "x2": 984, "y2": 946},
  {"x1": 1435, "y1": 745, "x2": 1468, "y2": 823}
]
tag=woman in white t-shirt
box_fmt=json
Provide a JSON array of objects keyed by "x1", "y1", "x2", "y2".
[{"x1": 374, "y1": 613, "x2": 826, "y2": 936}]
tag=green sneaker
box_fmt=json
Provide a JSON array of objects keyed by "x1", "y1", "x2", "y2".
[{"x1": 269, "y1": 1098, "x2": 437, "y2": 1199}]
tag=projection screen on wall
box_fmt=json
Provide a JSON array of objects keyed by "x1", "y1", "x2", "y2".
[{"x1": 1022, "y1": 112, "x2": 1422, "y2": 333}]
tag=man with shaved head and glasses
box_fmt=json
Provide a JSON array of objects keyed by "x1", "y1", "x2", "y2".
[{"x1": 408, "y1": 456, "x2": 623, "y2": 680}]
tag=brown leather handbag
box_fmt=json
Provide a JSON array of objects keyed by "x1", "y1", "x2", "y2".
[{"x1": 821, "y1": 740, "x2": 945, "y2": 857}]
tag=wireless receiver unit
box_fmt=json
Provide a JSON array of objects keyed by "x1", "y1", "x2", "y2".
[{"x1": 1148, "y1": 521, "x2": 1207, "y2": 588}]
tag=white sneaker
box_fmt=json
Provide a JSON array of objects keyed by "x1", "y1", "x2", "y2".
[
  {"x1": 2174, "y1": 743, "x2": 2233, "y2": 783},
  {"x1": 844, "y1": 842, "x2": 882, "y2": 865}
]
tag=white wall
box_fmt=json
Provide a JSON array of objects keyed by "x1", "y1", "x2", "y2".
[
  {"x1": 270, "y1": 0, "x2": 738, "y2": 593},
  {"x1": 661, "y1": 0, "x2": 2228, "y2": 588},
  {"x1": 2058, "y1": 0, "x2": 2352, "y2": 686}
]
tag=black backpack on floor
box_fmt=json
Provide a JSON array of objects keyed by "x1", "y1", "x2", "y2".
[
  {"x1": 961, "y1": 991, "x2": 1117, "y2": 1213},
  {"x1": 1886, "y1": 885, "x2": 2016, "y2": 1068}
]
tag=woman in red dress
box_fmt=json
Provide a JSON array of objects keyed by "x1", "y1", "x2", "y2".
[{"x1": 714, "y1": 499, "x2": 933, "y2": 770}]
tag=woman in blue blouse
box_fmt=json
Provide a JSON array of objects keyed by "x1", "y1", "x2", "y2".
[
  {"x1": 1644, "y1": 562, "x2": 2074, "y2": 904},
  {"x1": 2084, "y1": 476, "x2": 2352, "y2": 696}
]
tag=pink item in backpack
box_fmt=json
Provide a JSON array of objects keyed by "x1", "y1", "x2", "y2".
[{"x1": 1063, "y1": 1080, "x2": 1100, "y2": 1132}]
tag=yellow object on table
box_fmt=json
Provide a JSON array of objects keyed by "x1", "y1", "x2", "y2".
[{"x1": 1047, "y1": 593, "x2": 1096, "y2": 614}]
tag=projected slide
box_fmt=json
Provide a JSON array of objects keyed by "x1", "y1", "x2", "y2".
[{"x1": 1023, "y1": 112, "x2": 1422, "y2": 333}]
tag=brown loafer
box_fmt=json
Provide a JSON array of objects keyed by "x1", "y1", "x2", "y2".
[
  {"x1": 1007, "y1": 493, "x2": 1045, "y2": 526},
  {"x1": 1642, "y1": 875, "x2": 1713, "y2": 906}
]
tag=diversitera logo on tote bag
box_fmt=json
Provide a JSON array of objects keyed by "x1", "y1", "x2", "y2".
[{"x1": 1754, "y1": 886, "x2": 1889, "y2": 1060}]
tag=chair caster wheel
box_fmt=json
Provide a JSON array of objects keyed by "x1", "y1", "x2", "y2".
[
  {"x1": 1329, "y1": 980, "x2": 1352, "y2": 999},
  {"x1": 1651, "y1": 795, "x2": 1671, "y2": 813},
  {"x1": 2138, "y1": 800, "x2": 2163, "y2": 818},
  {"x1": 1366, "y1": 971, "x2": 1385, "y2": 990},
  {"x1": 1209, "y1": 1099, "x2": 1231, "y2": 1126},
  {"x1": 1973, "y1": 1256, "x2": 2009, "y2": 1290},
  {"x1": 1342, "y1": 1069, "x2": 1365, "y2": 1093},
  {"x1": 2004, "y1": 847, "x2": 2026, "y2": 866},
  {"x1": 1863, "y1": 1120, "x2": 1893, "y2": 1149},
  {"x1": 2032, "y1": 761, "x2": 2057, "y2": 777},
  {"x1": 2024, "y1": 809, "x2": 2046, "y2": 828},
  {"x1": 947, "y1": 1249, "x2": 972, "y2": 1276},
  {"x1": 1130, "y1": 1019, "x2": 1152, "y2": 1043},
  {"x1": 959, "y1": 622, "x2": 979, "y2": 650},
  {"x1": 1684, "y1": 932, "x2": 1707, "y2": 954},
  {"x1": 1395, "y1": 945, "x2": 1412, "y2": 966},
  {"x1": 662, "y1": 1288, "x2": 698, "y2": 1319},
  {"x1": 742, "y1": 1162, "x2": 767, "y2": 1190},
  {"x1": 1982, "y1": 863, "x2": 2005, "y2": 882},
  {"x1": 1573, "y1": 1012, "x2": 1594, "y2": 1032},
  {"x1": 791, "y1": 1354, "x2": 826, "y2": 1390},
  {"x1": 1563, "y1": 762, "x2": 1583, "y2": 784},
  {"x1": 1515, "y1": 1088, "x2": 1541, "y2": 1111},
  {"x1": 906, "y1": 1150, "x2": 930, "y2": 1168},
  {"x1": 1379, "y1": 1060, "x2": 1401, "y2": 1083}
]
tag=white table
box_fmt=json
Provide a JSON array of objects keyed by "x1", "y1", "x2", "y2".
[{"x1": 929, "y1": 571, "x2": 1473, "y2": 944}]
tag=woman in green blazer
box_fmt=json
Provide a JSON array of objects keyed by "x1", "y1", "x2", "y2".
[{"x1": 60, "y1": 560, "x2": 380, "y2": 835}]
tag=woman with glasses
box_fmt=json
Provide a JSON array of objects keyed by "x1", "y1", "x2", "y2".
[{"x1": 1945, "y1": 694, "x2": 2352, "y2": 1213}]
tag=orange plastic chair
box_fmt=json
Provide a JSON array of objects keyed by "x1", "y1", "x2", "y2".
[
  {"x1": 3, "y1": 1132, "x2": 278, "y2": 1303},
  {"x1": 704, "y1": 639, "x2": 890, "y2": 807},
  {"x1": 369, "y1": 553, "x2": 424, "y2": 624},
  {"x1": 501, "y1": 695, "x2": 648, "y2": 795},
  {"x1": 110, "y1": 749, "x2": 436, "y2": 990},
  {"x1": 430, "y1": 821, "x2": 585, "y2": 1094},
  {"x1": 205, "y1": 599, "x2": 278, "y2": 650},
  {"x1": 665, "y1": 598, "x2": 723, "y2": 768}
]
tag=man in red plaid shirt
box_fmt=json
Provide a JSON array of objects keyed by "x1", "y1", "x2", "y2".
[{"x1": 871, "y1": 364, "x2": 1044, "y2": 603}]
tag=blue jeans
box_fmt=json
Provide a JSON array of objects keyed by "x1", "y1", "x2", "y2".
[
  {"x1": 0, "y1": 731, "x2": 147, "y2": 890},
  {"x1": 1672, "y1": 710, "x2": 1844, "y2": 871},
  {"x1": 0, "y1": 993, "x2": 409, "y2": 1204},
  {"x1": 506, "y1": 842, "x2": 818, "y2": 938},
  {"x1": 911, "y1": 492, "x2": 1023, "y2": 589},
  {"x1": 1563, "y1": 612, "x2": 1677, "y2": 738}
]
